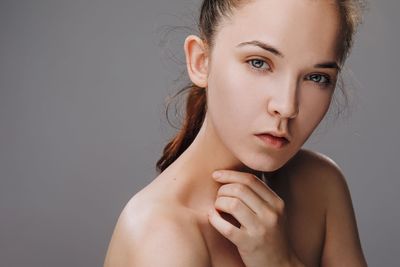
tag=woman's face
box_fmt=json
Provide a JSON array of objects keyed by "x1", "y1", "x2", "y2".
[{"x1": 205, "y1": 0, "x2": 342, "y2": 171}]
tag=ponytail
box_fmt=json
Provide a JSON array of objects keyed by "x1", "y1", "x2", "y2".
[{"x1": 156, "y1": 84, "x2": 207, "y2": 173}]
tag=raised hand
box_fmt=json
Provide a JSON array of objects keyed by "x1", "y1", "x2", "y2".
[{"x1": 208, "y1": 170, "x2": 304, "y2": 267}]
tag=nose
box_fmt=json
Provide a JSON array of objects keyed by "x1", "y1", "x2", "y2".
[{"x1": 267, "y1": 77, "x2": 299, "y2": 119}]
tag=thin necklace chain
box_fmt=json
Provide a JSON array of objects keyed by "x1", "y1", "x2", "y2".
[{"x1": 260, "y1": 172, "x2": 271, "y2": 186}]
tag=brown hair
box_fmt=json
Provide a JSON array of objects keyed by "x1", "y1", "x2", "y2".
[{"x1": 156, "y1": 0, "x2": 366, "y2": 173}]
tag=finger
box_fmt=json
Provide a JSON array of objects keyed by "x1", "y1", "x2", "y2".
[
  {"x1": 214, "y1": 196, "x2": 258, "y2": 230},
  {"x1": 218, "y1": 183, "x2": 274, "y2": 216},
  {"x1": 213, "y1": 170, "x2": 282, "y2": 207},
  {"x1": 208, "y1": 207, "x2": 244, "y2": 245}
]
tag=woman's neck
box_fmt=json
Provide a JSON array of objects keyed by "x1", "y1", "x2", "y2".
[{"x1": 158, "y1": 115, "x2": 274, "y2": 212}]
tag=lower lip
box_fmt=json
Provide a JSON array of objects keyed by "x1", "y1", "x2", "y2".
[{"x1": 256, "y1": 134, "x2": 289, "y2": 149}]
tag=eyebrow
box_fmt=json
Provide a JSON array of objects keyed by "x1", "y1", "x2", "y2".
[
  {"x1": 314, "y1": 62, "x2": 341, "y2": 71},
  {"x1": 236, "y1": 40, "x2": 284, "y2": 58},
  {"x1": 236, "y1": 40, "x2": 340, "y2": 71}
]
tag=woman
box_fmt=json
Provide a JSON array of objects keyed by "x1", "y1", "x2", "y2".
[{"x1": 104, "y1": 0, "x2": 367, "y2": 266}]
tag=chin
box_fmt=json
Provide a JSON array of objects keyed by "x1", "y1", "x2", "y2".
[
  {"x1": 259, "y1": 162, "x2": 286, "y2": 172},
  {"x1": 239, "y1": 154, "x2": 285, "y2": 173},
  {"x1": 245, "y1": 146, "x2": 302, "y2": 173}
]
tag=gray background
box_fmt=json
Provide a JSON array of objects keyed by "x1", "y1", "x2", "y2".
[{"x1": 0, "y1": 0, "x2": 398, "y2": 266}]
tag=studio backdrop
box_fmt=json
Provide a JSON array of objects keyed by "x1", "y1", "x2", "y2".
[{"x1": 0, "y1": 0, "x2": 399, "y2": 266}]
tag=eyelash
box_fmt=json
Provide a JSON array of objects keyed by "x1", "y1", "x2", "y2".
[
  {"x1": 246, "y1": 58, "x2": 333, "y2": 88},
  {"x1": 305, "y1": 73, "x2": 333, "y2": 88},
  {"x1": 247, "y1": 58, "x2": 271, "y2": 72}
]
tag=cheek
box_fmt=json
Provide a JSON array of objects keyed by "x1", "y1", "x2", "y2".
[
  {"x1": 207, "y1": 60, "x2": 259, "y2": 136},
  {"x1": 296, "y1": 88, "x2": 332, "y2": 137}
]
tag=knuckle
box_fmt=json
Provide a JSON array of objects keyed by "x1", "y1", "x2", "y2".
[
  {"x1": 275, "y1": 198, "x2": 285, "y2": 213},
  {"x1": 229, "y1": 198, "x2": 241, "y2": 211},
  {"x1": 244, "y1": 175, "x2": 256, "y2": 187},
  {"x1": 233, "y1": 184, "x2": 246, "y2": 195},
  {"x1": 268, "y1": 212, "x2": 279, "y2": 226},
  {"x1": 223, "y1": 224, "x2": 235, "y2": 237},
  {"x1": 261, "y1": 208, "x2": 279, "y2": 227}
]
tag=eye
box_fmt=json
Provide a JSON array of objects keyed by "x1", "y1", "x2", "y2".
[
  {"x1": 306, "y1": 73, "x2": 332, "y2": 87},
  {"x1": 247, "y1": 59, "x2": 271, "y2": 72}
]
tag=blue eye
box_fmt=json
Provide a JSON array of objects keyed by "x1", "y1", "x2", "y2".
[
  {"x1": 306, "y1": 73, "x2": 332, "y2": 87},
  {"x1": 248, "y1": 59, "x2": 271, "y2": 72}
]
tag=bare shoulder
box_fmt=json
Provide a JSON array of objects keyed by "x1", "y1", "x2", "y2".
[
  {"x1": 294, "y1": 148, "x2": 354, "y2": 205},
  {"x1": 103, "y1": 195, "x2": 211, "y2": 267},
  {"x1": 279, "y1": 148, "x2": 348, "y2": 202},
  {"x1": 287, "y1": 148, "x2": 344, "y2": 177},
  {"x1": 286, "y1": 148, "x2": 359, "y2": 221},
  {"x1": 282, "y1": 148, "x2": 353, "y2": 198},
  {"x1": 287, "y1": 148, "x2": 368, "y2": 266}
]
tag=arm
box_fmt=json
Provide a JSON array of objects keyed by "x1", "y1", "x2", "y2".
[
  {"x1": 320, "y1": 161, "x2": 368, "y2": 267},
  {"x1": 104, "y1": 203, "x2": 210, "y2": 267}
]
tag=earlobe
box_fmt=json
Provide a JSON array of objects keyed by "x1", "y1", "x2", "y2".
[{"x1": 183, "y1": 35, "x2": 209, "y2": 88}]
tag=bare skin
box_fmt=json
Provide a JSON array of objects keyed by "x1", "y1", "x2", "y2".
[
  {"x1": 103, "y1": 149, "x2": 367, "y2": 267},
  {"x1": 104, "y1": 0, "x2": 367, "y2": 266}
]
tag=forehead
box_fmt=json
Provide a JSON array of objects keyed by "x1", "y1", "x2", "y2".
[{"x1": 213, "y1": 0, "x2": 341, "y2": 62}]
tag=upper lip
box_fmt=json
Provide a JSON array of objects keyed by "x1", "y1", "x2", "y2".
[{"x1": 256, "y1": 131, "x2": 290, "y2": 142}]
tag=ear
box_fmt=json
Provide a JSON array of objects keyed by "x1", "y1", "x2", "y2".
[{"x1": 183, "y1": 35, "x2": 209, "y2": 88}]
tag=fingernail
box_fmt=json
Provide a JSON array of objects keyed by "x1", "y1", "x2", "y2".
[{"x1": 212, "y1": 171, "x2": 222, "y2": 179}]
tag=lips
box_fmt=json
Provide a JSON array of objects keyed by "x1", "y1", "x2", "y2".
[
  {"x1": 255, "y1": 133, "x2": 289, "y2": 149},
  {"x1": 257, "y1": 130, "x2": 290, "y2": 140}
]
